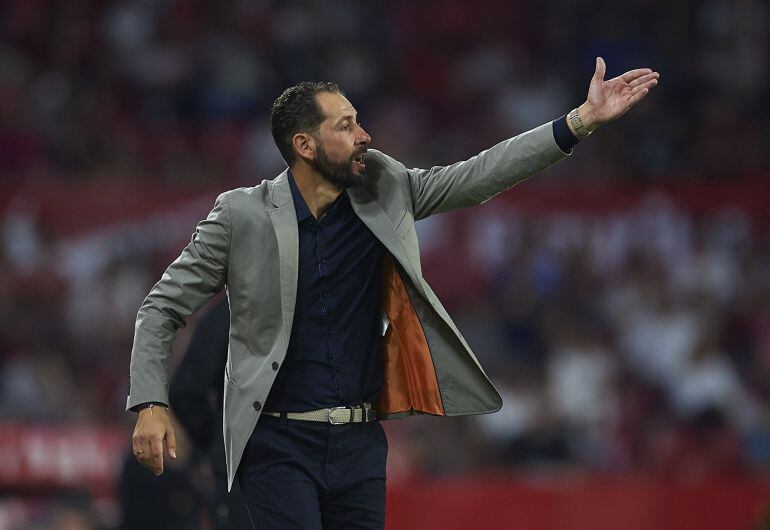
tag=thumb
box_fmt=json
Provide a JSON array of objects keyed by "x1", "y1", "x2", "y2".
[
  {"x1": 593, "y1": 57, "x2": 606, "y2": 83},
  {"x1": 165, "y1": 424, "x2": 177, "y2": 459}
]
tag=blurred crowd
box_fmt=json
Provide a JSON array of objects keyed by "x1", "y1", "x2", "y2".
[
  {"x1": 1, "y1": 0, "x2": 770, "y2": 528},
  {"x1": 399, "y1": 196, "x2": 770, "y2": 481},
  {"x1": 1, "y1": 0, "x2": 768, "y2": 186},
  {"x1": 5, "y1": 186, "x2": 770, "y2": 530}
]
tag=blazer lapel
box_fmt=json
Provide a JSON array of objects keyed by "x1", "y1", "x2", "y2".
[
  {"x1": 268, "y1": 171, "x2": 299, "y2": 346},
  {"x1": 347, "y1": 186, "x2": 418, "y2": 280}
]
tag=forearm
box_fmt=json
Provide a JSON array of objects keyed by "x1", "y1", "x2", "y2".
[
  {"x1": 126, "y1": 193, "x2": 231, "y2": 411},
  {"x1": 407, "y1": 121, "x2": 571, "y2": 220}
]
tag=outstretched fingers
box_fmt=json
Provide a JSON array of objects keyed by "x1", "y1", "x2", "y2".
[
  {"x1": 628, "y1": 87, "x2": 651, "y2": 107},
  {"x1": 629, "y1": 72, "x2": 659, "y2": 88},
  {"x1": 620, "y1": 68, "x2": 653, "y2": 83},
  {"x1": 626, "y1": 74, "x2": 659, "y2": 107},
  {"x1": 630, "y1": 77, "x2": 659, "y2": 94}
]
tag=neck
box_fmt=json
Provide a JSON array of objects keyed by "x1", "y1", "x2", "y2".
[{"x1": 291, "y1": 162, "x2": 343, "y2": 220}]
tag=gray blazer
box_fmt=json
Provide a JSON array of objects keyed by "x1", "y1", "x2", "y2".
[{"x1": 127, "y1": 121, "x2": 569, "y2": 490}]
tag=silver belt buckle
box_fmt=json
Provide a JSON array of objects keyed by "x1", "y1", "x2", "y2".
[{"x1": 328, "y1": 406, "x2": 353, "y2": 425}]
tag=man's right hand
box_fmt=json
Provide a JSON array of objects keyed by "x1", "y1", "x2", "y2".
[{"x1": 132, "y1": 404, "x2": 177, "y2": 475}]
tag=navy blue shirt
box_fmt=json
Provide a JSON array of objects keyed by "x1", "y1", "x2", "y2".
[{"x1": 263, "y1": 172, "x2": 386, "y2": 412}]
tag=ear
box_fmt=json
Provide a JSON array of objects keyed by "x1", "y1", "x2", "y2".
[{"x1": 292, "y1": 133, "x2": 316, "y2": 163}]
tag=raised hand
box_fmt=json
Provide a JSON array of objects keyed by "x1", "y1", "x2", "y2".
[{"x1": 579, "y1": 57, "x2": 659, "y2": 132}]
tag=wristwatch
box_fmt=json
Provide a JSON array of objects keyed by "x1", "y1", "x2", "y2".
[{"x1": 567, "y1": 107, "x2": 592, "y2": 139}]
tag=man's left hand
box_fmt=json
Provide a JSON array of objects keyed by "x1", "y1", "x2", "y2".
[{"x1": 578, "y1": 57, "x2": 659, "y2": 132}]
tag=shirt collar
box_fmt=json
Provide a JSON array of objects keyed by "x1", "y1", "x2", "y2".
[
  {"x1": 287, "y1": 169, "x2": 313, "y2": 223},
  {"x1": 287, "y1": 169, "x2": 351, "y2": 223}
]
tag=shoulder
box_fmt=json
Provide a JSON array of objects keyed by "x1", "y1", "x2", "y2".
[
  {"x1": 364, "y1": 149, "x2": 408, "y2": 176},
  {"x1": 362, "y1": 149, "x2": 412, "y2": 196},
  {"x1": 209, "y1": 180, "x2": 276, "y2": 234},
  {"x1": 217, "y1": 180, "x2": 272, "y2": 211},
  {"x1": 357, "y1": 149, "x2": 415, "y2": 212},
  {"x1": 218, "y1": 181, "x2": 269, "y2": 203}
]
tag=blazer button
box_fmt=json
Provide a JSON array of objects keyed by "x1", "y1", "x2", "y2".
[
  {"x1": 271, "y1": 362, "x2": 279, "y2": 371},
  {"x1": 253, "y1": 401, "x2": 261, "y2": 411}
]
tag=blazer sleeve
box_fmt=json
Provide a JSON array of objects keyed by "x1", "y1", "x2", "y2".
[
  {"x1": 126, "y1": 192, "x2": 232, "y2": 411},
  {"x1": 405, "y1": 121, "x2": 570, "y2": 220}
]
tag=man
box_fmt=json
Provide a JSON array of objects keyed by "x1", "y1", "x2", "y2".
[{"x1": 128, "y1": 57, "x2": 659, "y2": 529}]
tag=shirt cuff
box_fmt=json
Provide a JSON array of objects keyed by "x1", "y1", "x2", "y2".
[{"x1": 552, "y1": 115, "x2": 579, "y2": 154}]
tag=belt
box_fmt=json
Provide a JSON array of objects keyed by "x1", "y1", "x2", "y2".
[{"x1": 262, "y1": 403, "x2": 377, "y2": 424}]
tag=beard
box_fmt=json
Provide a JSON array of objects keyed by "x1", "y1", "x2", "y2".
[{"x1": 311, "y1": 141, "x2": 366, "y2": 189}]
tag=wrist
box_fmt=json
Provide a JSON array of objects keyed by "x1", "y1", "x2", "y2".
[
  {"x1": 577, "y1": 102, "x2": 600, "y2": 132},
  {"x1": 136, "y1": 402, "x2": 168, "y2": 413},
  {"x1": 566, "y1": 104, "x2": 598, "y2": 140}
]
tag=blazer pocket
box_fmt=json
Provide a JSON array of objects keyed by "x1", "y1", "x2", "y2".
[{"x1": 396, "y1": 210, "x2": 414, "y2": 239}]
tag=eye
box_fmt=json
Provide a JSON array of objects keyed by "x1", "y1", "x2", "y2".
[{"x1": 341, "y1": 123, "x2": 350, "y2": 131}]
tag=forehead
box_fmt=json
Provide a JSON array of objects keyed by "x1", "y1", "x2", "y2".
[{"x1": 316, "y1": 92, "x2": 356, "y2": 121}]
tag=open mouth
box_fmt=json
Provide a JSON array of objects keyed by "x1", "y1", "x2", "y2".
[{"x1": 353, "y1": 153, "x2": 366, "y2": 169}]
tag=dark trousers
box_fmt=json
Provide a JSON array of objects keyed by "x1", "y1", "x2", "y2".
[{"x1": 237, "y1": 414, "x2": 388, "y2": 530}]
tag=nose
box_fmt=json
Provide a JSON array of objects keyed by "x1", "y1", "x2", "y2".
[{"x1": 356, "y1": 124, "x2": 371, "y2": 147}]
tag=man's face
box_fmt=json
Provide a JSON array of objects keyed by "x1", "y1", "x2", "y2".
[{"x1": 309, "y1": 92, "x2": 372, "y2": 189}]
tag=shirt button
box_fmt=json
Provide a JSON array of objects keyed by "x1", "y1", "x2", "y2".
[
  {"x1": 335, "y1": 366, "x2": 342, "y2": 373},
  {"x1": 271, "y1": 362, "x2": 279, "y2": 371},
  {"x1": 252, "y1": 401, "x2": 262, "y2": 411},
  {"x1": 321, "y1": 258, "x2": 327, "y2": 264},
  {"x1": 322, "y1": 290, "x2": 329, "y2": 297}
]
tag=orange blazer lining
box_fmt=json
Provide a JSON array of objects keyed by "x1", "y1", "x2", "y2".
[{"x1": 375, "y1": 255, "x2": 445, "y2": 416}]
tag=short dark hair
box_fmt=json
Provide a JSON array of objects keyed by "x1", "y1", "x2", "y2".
[{"x1": 270, "y1": 81, "x2": 343, "y2": 165}]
